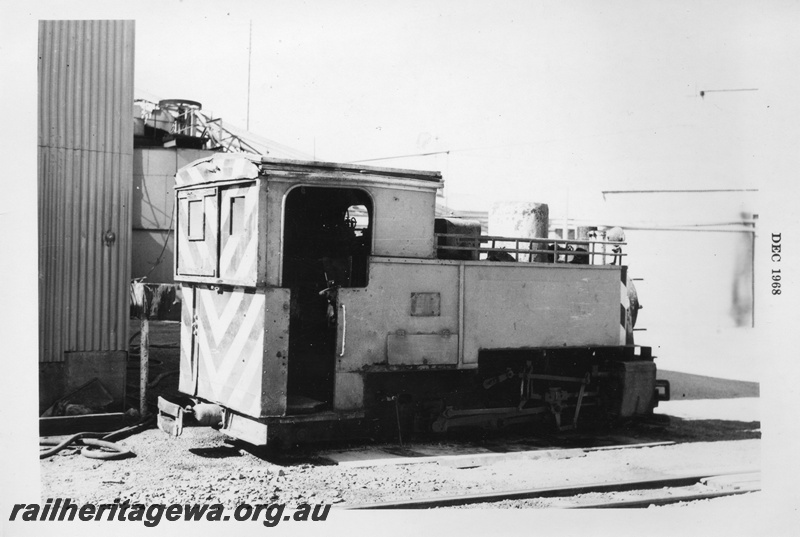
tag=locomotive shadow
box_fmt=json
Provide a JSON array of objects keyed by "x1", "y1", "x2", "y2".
[
  {"x1": 221, "y1": 414, "x2": 760, "y2": 467},
  {"x1": 436, "y1": 415, "x2": 760, "y2": 452},
  {"x1": 626, "y1": 416, "x2": 761, "y2": 444},
  {"x1": 188, "y1": 445, "x2": 245, "y2": 459}
]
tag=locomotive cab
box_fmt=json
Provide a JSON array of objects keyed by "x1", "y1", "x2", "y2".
[{"x1": 158, "y1": 153, "x2": 668, "y2": 446}]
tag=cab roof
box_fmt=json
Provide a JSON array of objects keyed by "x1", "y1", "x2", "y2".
[{"x1": 175, "y1": 153, "x2": 443, "y2": 188}]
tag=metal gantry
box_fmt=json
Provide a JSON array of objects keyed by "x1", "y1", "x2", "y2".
[{"x1": 135, "y1": 98, "x2": 289, "y2": 156}]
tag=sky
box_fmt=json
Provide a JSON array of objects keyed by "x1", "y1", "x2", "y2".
[
  {"x1": 125, "y1": 0, "x2": 800, "y2": 218},
  {"x1": 5, "y1": 0, "x2": 798, "y2": 218}
]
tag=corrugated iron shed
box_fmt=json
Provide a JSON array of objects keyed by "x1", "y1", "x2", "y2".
[{"x1": 38, "y1": 20, "x2": 135, "y2": 381}]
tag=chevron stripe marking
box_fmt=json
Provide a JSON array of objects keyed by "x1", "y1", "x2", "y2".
[
  {"x1": 196, "y1": 323, "x2": 220, "y2": 400},
  {"x1": 199, "y1": 288, "x2": 245, "y2": 345},
  {"x1": 219, "y1": 232, "x2": 241, "y2": 275},
  {"x1": 194, "y1": 290, "x2": 265, "y2": 409},
  {"x1": 209, "y1": 294, "x2": 265, "y2": 388},
  {"x1": 225, "y1": 329, "x2": 265, "y2": 413},
  {"x1": 219, "y1": 186, "x2": 259, "y2": 281},
  {"x1": 176, "y1": 155, "x2": 259, "y2": 187},
  {"x1": 176, "y1": 192, "x2": 218, "y2": 276},
  {"x1": 234, "y1": 234, "x2": 259, "y2": 280}
]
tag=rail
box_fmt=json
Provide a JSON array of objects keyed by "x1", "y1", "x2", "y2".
[
  {"x1": 347, "y1": 469, "x2": 759, "y2": 509},
  {"x1": 434, "y1": 233, "x2": 627, "y2": 265}
]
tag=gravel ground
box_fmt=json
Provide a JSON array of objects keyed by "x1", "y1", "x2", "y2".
[
  {"x1": 40, "y1": 420, "x2": 759, "y2": 509},
  {"x1": 38, "y1": 321, "x2": 761, "y2": 511},
  {"x1": 454, "y1": 485, "x2": 760, "y2": 509}
]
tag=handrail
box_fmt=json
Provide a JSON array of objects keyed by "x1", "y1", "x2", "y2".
[
  {"x1": 434, "y1": 233, "x2": 626, "y2": 265},
  {"x1": 434, "y1": 245, "x2": 625, "y2": 255},
  {"x1": 339, "y1": 303, "x2": 347, "y2": 357},
  {"x1": 435, "y1": 233, "x2": 627, "y2": 247}
]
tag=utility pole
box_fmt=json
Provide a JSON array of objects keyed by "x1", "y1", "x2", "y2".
[{"x1": 247, "y1": 20, "x2": 253, "y2": 131}]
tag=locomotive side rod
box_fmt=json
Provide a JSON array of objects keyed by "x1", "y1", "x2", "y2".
[{"x1": 346, "y1": 469, "x2": 759, "y2": 509}]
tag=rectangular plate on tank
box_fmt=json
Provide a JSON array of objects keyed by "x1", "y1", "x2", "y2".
[
  {"x1": 387, "y1": 333, "x2": 458, "y2": 365},
  {"x1": 410, "y1": 292, "x2": 441, "y2": 316}
]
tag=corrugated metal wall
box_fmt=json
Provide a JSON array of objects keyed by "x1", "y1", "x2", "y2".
[{"x1": 38, "y1": 20, "x2": 135, "y2": 363}]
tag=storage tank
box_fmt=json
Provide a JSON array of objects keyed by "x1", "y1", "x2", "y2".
[{"x1": 488, "y1": 202, "x2": 549, "y2": 261}]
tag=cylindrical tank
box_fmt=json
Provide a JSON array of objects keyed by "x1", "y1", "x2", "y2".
[
  {"x1": 489, "y1": 202, "x2": 549, "y2": 262},
  {"x1": 489, "y1": 202, "x2": 549, "y2": 237}
]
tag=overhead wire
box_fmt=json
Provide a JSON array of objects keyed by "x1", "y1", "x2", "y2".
[
  {"x1": 137, "y1": 202, "x2": 176, "y2": 283},
  {"x1": 347, "y1": 122, "x2": 692, "y2": 164}
]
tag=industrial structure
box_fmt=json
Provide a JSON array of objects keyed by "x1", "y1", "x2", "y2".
[{"x1": 38, "y1": 20, "x2": 135, "y2": 413}]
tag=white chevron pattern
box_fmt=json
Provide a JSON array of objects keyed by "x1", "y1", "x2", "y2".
[
  {"x1": 199, "y1": 288, "x2": 245, "y2": 344},
  {"x1": 195, "y1": 289, "x2": 265, "y2": 413},
  {"x1": 176, "y1": 192, "x2": 218, "y2": 277},
  {"x1": 219, "y1": 185, "x2": 259, "y2": 282},
  {"x1": 224, "y1": 329, "x2": 265, "y2": 414},
  {"x1": 234, "y1": 235, "x2": 258, "y2": 281},
  {"x1": 176, "y1": 155, "x2": 259, "y2": 187}
]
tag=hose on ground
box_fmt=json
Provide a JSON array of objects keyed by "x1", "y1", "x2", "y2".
[
  {"x1": 80, "y1": 439, "x2": 135, "y2": 460},
  {"x1": 40, "y1": 417, "x2": 155, "y2": 461},
  {"x1": 39, "y1": 433, "x2": 105, "y2": 459}
]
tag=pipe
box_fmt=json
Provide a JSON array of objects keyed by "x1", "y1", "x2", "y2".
[
  {"x1": 140, "y1": 316, "x2": 149, "y2": 418},
  {"x1": 39, "y1": 418, "x2": 153, "y2": 460}
]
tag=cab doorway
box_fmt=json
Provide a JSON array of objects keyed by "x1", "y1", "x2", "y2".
[{"x1": 282, "y1": 186, "x2": 372, "y2": 413}]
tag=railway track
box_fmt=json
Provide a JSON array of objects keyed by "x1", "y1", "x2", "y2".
[{"x1": 347, "y1": 470, "x2": 760, "y2": 509}]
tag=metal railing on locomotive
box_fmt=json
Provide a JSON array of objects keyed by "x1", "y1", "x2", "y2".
[{"x1": 434, "y1": 233, "x2": 627, "y2": 265}]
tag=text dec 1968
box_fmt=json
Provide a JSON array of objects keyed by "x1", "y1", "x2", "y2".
[{"x1": 771, "y1": 233, "x2": 782, "y2": 295}]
